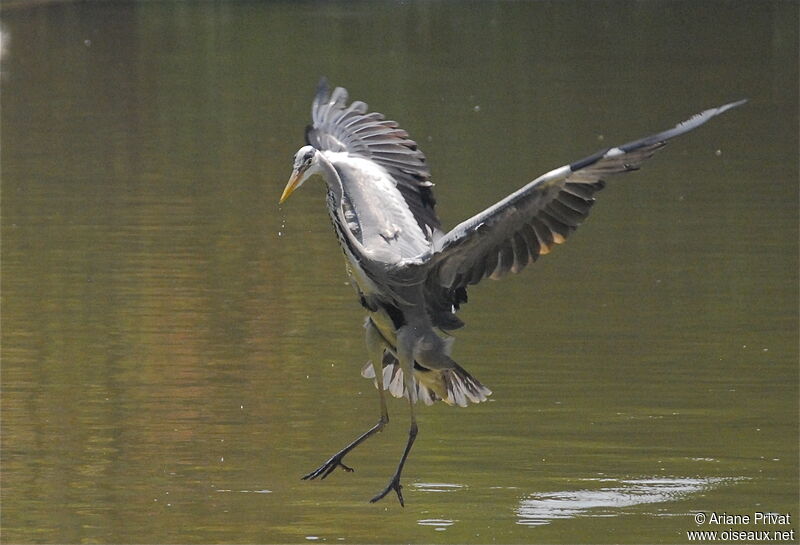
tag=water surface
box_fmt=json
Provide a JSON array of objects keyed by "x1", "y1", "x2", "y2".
[{"x1": 1, "y1": 2, "x2": 797, "y2": 543}]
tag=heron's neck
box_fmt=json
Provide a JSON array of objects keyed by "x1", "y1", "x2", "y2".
[{"x1": 316, "y1": 151, "x2": 345, "y2": 206}]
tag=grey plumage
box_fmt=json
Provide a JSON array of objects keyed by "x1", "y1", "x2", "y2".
[{"x1": 280, "y1": 78, "x2": 745, "y2": 506}]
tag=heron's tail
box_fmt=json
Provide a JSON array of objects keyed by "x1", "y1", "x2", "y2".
[{"x1": 361, "y1": 353, "x2": 491, "y2": 407}]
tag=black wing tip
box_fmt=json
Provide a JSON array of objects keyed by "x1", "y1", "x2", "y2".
[
  {"x1": 568, "y1": 98, "x2": 746, "y2": 172},
  {"x1": 708, "y1": 98, "x2": 747, "y2": 120},
  {"x1": 616, "y1": 98, "x2": 747, "y2": 154},
  {"x1": 683, "y1": 97, "x2": 748, "y2": 127}
]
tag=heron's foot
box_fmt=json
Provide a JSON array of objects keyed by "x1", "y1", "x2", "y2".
[
  {"x1": 301, "y1": 454, "x2": 354, "y2": 481},
  {"x1": 370, "y1": 475, "x2": 404, "y2": 507}
]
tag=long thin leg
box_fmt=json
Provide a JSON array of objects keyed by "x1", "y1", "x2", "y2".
[
  {"x1": 302, "y1": 320, "x2": 390, "y2": 481},
  {"x1": 370, "y1": 327, "x2": 418, "y2": 507},
  {"x1": 301, "y1": 413, "x2": 388, "y2": 480},
  {"x1": 369, "y1": 398, "x2": 417, "y2": 506}
]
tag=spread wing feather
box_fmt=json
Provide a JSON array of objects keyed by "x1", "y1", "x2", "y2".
[
  {"x1": 305, "y1": 78, "x2": 441, "y2": 235},
  {"x1": 424, "y1": 100, "x2": 747, "y2": 297}
]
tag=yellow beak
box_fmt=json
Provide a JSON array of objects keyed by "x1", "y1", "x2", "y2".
[{"x1": 279, "y1": 170, "x2": 302, "y2": 204}]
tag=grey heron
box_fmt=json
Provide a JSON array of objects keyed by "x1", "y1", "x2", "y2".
[{"x1": 280, "y1": 78, "x2": 744, "y2": 506}]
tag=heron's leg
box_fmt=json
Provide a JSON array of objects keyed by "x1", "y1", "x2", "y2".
[
  {"x1": 301, "y1": 320, "x2": 390, "y2": 481},
  {"x1": 370, "y1": 395, "x2": 417, "y2": 506},
  {"x1": 370, "y1": 329, "x2": 418, "y2": 507}
]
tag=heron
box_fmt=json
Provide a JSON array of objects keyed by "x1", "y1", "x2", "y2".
[{"x1": 280, "y1": 78, "x2": 745, "y2": 506}]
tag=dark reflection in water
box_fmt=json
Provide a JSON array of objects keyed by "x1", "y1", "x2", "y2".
[{"x1": 1, "y1": 1, "x2": 797, "y2": 543}]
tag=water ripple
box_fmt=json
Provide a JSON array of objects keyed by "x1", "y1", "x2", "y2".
[
  {"x1": 417, "y1": 518, "x2": 457, "y2": 531},
  {"x1": 412, "y1": 482, "x2": 467, "y2": 493},
  {"x1": 516, "y1": 476, "x2": 728, "y2": 526}
]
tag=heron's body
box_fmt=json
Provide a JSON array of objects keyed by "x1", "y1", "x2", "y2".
[
  {"x1": 321, "y1": 150, "x2": 440, "y2": 363},
  {"x1": 329, "y1": 153, "x2": 431, "y2": 258},
  {"x1": 308, "y1": 146, "x2": 487, "y2": 410},
  {"x1": 280, "y1": 78, "x2": 745, "y2": 506}
]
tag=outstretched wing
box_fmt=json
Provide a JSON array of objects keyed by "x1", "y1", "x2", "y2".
[
  {"x1": 424, "y1": 99, "x2": 746, "y2": 294},
  {"x1": 305, "y1": 78, "x2": 441, "y2": 234}
]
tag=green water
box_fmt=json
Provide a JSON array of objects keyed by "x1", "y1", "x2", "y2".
[{"x1": 1, "y1": 2, "x2": 797, "y2": 543}]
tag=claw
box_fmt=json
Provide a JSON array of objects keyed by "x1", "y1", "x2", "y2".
[
  {"x1": 301, "y1": 455, "x2": 354, "y2": 481},
  {"x1": 369, "y1": 476, "x2": 404, "y2": 507},
  {"x1": 301, "y1": 417, "x2": 387, "y2": 482}
]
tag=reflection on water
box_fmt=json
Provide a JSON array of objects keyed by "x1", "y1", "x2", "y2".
[
  {"x1": 413, "y1": 482, "x2": 467, "y2": 493},
  {"x1": 517, "y1": 477, "x2": 727, "y2": 527},
  {"x1": 0, "y1": 23, "x2": 8, "y2": 62},
  {"x1": 214, "y1": 488, "x2": 272, "y2": 494},
  {"x1": 417, "y1": 518, "x2": 457, "y2": 531}
]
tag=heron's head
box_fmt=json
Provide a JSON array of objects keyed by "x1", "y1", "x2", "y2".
[{"x1": 280, "y1": 145, "x2": 320, "y2": 204}]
